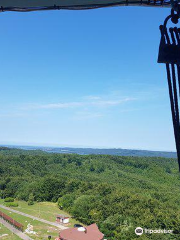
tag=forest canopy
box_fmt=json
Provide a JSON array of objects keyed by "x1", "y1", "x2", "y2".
[{"x1": 0, "y1": 147, "x2": 180, "y2": 239}]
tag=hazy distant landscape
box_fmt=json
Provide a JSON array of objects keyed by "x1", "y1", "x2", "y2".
[{"x1": 0, "y1": 145, "x2": 177, "y2": 158}]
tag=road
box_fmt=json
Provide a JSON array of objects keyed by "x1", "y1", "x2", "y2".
[
  {"x1": 0, "y1": 205, "x2": 68, "y2": 230},
  {"x1": 0, "y1": 217, "x2": 33, "y2": 240}
]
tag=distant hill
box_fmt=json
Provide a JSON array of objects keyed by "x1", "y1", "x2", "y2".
[{"x1": 0, "y1": 145, "x2": 176, "y2": 158}]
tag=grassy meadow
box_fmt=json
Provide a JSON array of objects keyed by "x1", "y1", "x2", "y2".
[{"x1": 0, "y1": 224, "x2": 21, "y2": 240}]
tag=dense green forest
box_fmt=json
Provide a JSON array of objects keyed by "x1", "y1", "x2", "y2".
[{"x1": 0, "y1": 147, "x2": 180, "y2": 239}]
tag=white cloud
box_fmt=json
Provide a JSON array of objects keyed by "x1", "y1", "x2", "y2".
[
  {"x1": 24, "y1": 102, "x2": 84, "y2": 110},
  {"x1": 23, "y1": 96, "x2": 136, "y2": 110},
  {"x1": 91, "y1": 98, "x2": 136, "y2": 107}
]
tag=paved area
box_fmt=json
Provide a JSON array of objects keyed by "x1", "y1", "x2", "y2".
[
  {"x1": 0, "y1": 217, "x2": 33, "y2": 240},
  {"x1": 0, "y1": 205, "x2": 68, "y2": 230}
]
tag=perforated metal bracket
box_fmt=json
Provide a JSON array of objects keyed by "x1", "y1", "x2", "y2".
[{"x1": 158, "y1": 11, "x2": 180, "y2": 171}]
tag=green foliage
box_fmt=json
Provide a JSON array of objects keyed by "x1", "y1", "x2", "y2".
[
  {"x1": 72, "y1": 195, "x2": 97, "y2": 225},
  {"x1": 58, "y1": 194, "x2": 75, "y2": 211},
  {"x1": 0, "y1": 148, "x2": 180, "y2": 239},
  {"x1": 4, "y1": 197, "x2": 14, "y2": 202},
  {"x1": 28, "y1": 193, "x2": 35, "y2": 205},
  {"x1": 5, "y1": 202, "x2": 18, "y2": 207}
]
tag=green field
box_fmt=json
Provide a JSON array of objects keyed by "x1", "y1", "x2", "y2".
[
  {"x1": 0, "y1": 225, "x2": 21, "y2": 240},
  {"x1": 0, "y1": 199, "x2": 81, "y2": 227},
  {"x1": 0, "y1": 204, "x2": 60, "y2": 240},
  {"x1": 0, "y1": 199, "x2": 82, "y2": 239}
]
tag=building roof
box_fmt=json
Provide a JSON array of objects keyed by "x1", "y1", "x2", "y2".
[{"x1": 59, "y1": 223, "x2": 104, "y2": 240}]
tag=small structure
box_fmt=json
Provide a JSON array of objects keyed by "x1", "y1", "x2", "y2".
[
  {"x1": 56, "y1": 214, "x2": 70, "y2": 224},
  {"x1": 59, "y1": 223, "x2": 104, "y2": 240},
  {"x1": 25, "y1": 224, "x2": 37, "y2": 235}
]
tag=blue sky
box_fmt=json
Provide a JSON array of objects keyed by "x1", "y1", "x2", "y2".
[{"x1": 0, "y1": 6, "x2": 175, "y2": 151}]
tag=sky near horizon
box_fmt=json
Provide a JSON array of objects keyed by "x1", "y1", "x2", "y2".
[{"x1": 0, "y1": 6, "x2": 176, "y2": 151}]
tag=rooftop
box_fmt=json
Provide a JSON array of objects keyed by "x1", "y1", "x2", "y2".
[{"x1": 59, "y1": 223, "x2": 104, "y2": 240}]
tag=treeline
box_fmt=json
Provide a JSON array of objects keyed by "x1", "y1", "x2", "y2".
[{"x1": 0, "y1": 147, "x2": 180, "y2": 239}]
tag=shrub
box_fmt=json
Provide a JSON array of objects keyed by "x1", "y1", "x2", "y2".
[
  {"x1": 4, "y1": 197, "x2": 14, "y2": 202},
  {"x1": 28, "y1": 193, "x2": 34, "y2": 205},
  {"x1": 5, "y1": 202, "x2": 18, "y2": 207}
]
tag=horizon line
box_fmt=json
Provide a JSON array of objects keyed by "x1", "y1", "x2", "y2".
[{"x1": 0, "y1": 142, "x2": 176, "y2": 153}]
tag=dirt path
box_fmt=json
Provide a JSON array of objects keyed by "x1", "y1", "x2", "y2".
[
  {"x1": 0, "y1": 218, "x2": 33, "y2": 240},
  {"x1": 0, "y1": 205, "x2": 68, "y2": 230}
]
